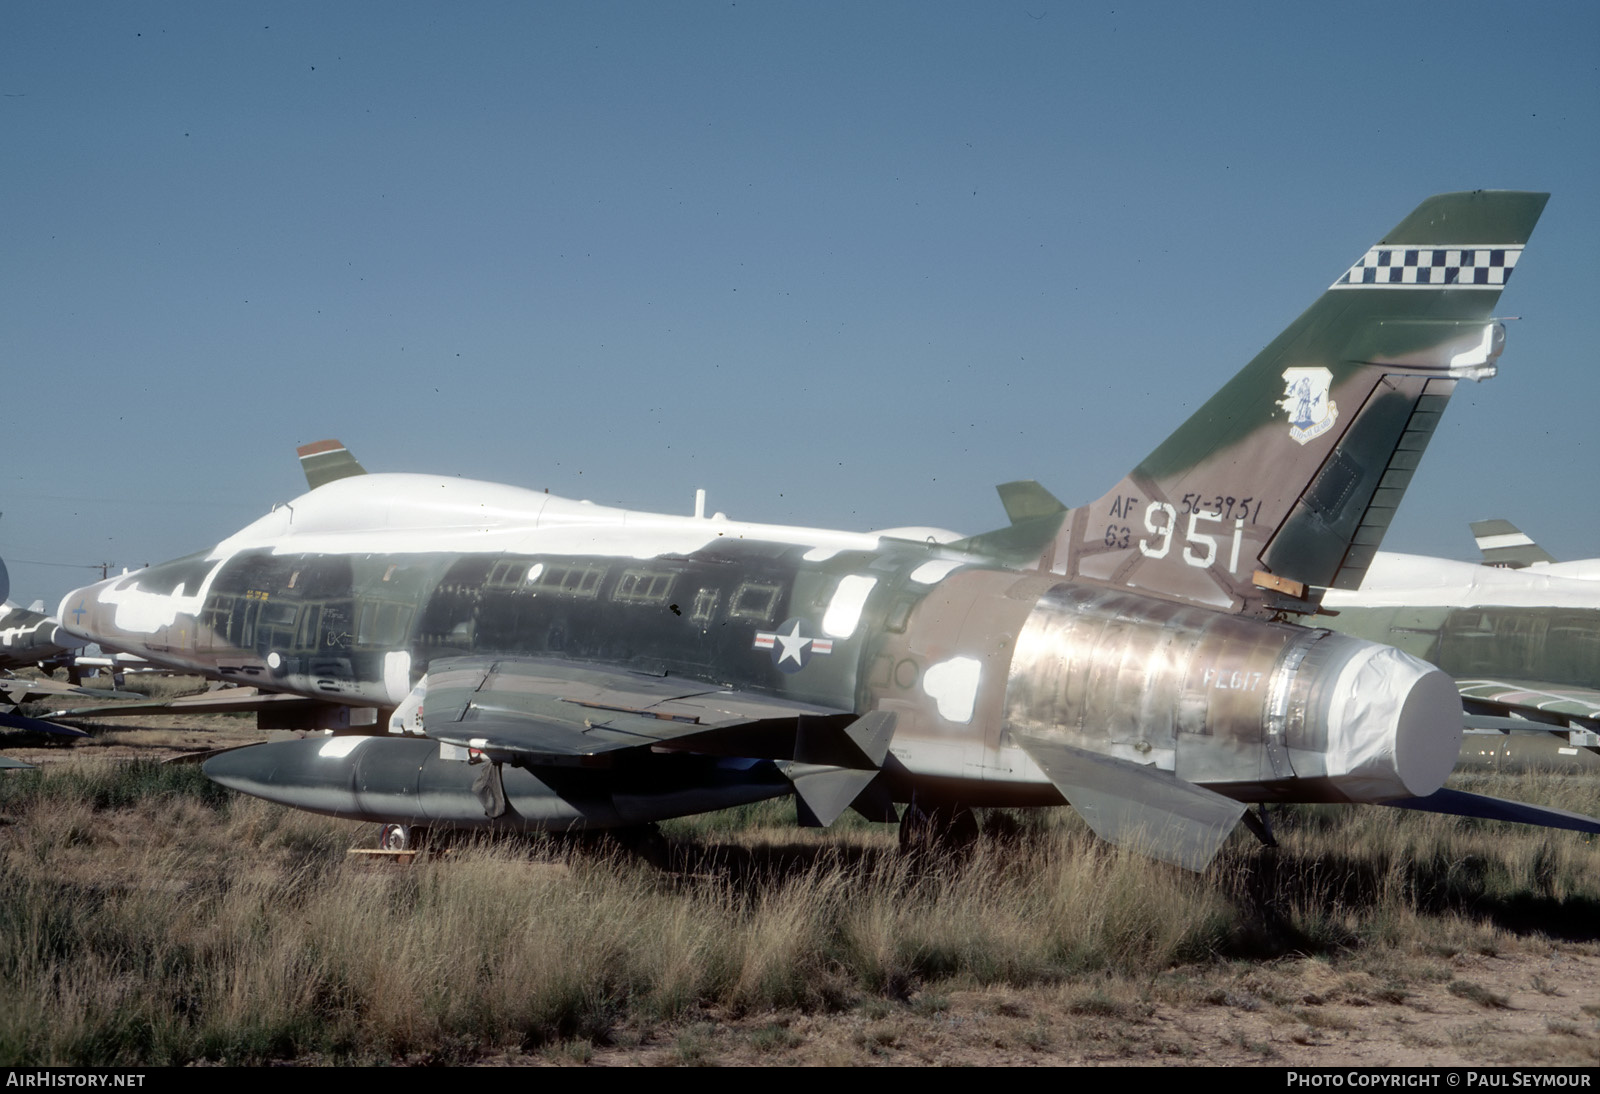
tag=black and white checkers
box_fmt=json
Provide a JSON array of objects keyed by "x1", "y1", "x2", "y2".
[{"x1": 1331, "y1": 244, "x2": 1524, "y2": 289}]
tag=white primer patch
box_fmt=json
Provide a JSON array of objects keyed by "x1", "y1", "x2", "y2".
[
  {"x1": 909, "y1": 559, "x2": 964, "y2": 585},
  {"x1": 922, "y1": 657, "x2": 982, "y2": 724},
  {"x1": 94, "y1": 560, "x2": 229, "y2": 636},
  {"x1": 318, "y1": 736, "x2": 368, "y2": 759},
  {"x1": 383, "y1": 650, "x2": 413, "y2": 706},
  {"x1": 822, "y1": 575, "x2": 877, "y2": 639}
]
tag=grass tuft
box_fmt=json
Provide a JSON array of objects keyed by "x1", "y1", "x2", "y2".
[{"x1": 1, "y1": 761, "x2": 1597, "y2": 1064}]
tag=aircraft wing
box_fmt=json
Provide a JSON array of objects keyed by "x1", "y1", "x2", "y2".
[
  {"x1": 44, "y1": 686, "x2": 317, "y2": 721},
  {"x1": 421, "y1": 656, "x2": 858, "y2": 765},
  {"x1": 1456, "y1": 678, "x2": 1600, "y2": 754},
  {"x1": 0, "y1": 708, "x2": 88, "y2": 737},
  {"x1": 0, "y1": 674, "x2": 142, "y2": 708},
  {"x1": 0, "y1": 677, "x2": 94, "y2": 737}
]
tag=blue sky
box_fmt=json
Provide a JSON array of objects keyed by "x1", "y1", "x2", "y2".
[{"x1": 4, "y1": 2, "x2": 1597, "y2": 609}]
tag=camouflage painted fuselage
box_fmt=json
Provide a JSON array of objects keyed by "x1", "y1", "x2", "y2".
[
  {"x1": 61, "y1": 472, "x2": 1453, "y2": 818},
  {"x1": 0, "y1": 601, "x2": 84, "y2": 672}
]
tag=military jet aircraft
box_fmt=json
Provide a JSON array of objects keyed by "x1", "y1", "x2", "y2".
[
  {"x1": 58, "y1": 191, "x2": 1599, "y2": 868},
  {"x1": 1318, "y1": 539, "x2": 1600, "y2": 773},
  {"x1": 0, "y1": 559, "x2": 86, "y2": 674},
  {"x1": 1471, "y1": 519, "x2": 1600, "y2": 582},
  {"x1": 0, "y1": 558, "x2": 107, "y2": 749}
]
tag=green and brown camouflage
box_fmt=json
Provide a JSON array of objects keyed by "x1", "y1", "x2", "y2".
[
  {"x1": 1049, "y1": 191, "x2": 1548, "y2": 614},
  {"x1": 56, "y1": 192, "x2": 1596, "y2": 867}
]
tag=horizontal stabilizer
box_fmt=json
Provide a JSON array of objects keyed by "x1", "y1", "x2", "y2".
[
  {"x1": 1016, "y1": 734, "x2": 1246, "y2": 871},
  {"x1": 1382, "y1": 788, "x2": 1600, "y2": 834}
]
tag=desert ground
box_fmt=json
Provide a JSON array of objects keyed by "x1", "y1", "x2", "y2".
[{"x1": 2, "y1": 674, "x2": 1597, "y2": 1067}]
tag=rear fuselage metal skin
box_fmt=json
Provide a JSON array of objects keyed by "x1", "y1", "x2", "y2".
[{"x1": 61, "y1": 475, "x2": 1446, "y2": 828}]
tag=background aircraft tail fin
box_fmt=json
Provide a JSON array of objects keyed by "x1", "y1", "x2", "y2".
[
  {"x1": 1052, "y1": 191, "x2": 1548, "y2": 616},
  {"x1": 296, "y1": 439, "x2": 368, "y2": 490},
  {"x1": 1470, "y1": 518, "x2": 1555, "y2": 568}
]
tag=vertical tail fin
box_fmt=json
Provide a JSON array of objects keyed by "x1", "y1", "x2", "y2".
[
  {"x1": 1055, "y1": 191, "x2": 1548, "y2": 615},
  {"x1": 297, "y1": 439, "x2": 368, "y2": 491},
  {"x1": 1470, "y1": 518, "x2": 1555, "y2": 568}
]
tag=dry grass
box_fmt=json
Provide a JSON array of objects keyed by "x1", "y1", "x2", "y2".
[{"x1": 0, "y1": 757, "x2": 1597, "y2": 1064}]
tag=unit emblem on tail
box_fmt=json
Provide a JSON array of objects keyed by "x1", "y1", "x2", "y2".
[{"x1": 1278, "y1": 366, "x2": 1338, "y2": 445}]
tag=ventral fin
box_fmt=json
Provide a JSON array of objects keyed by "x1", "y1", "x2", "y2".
[{"x1": 1016, "y1": 734, "x2": 1246, "y2": 871}]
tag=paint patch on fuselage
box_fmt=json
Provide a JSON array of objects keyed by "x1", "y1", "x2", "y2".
[
  {"x1": 910, "y1": 559, "x2": 965, "y2": 585},
  {"x1": 922, "y1": 656, "x2": 982, "y2": 724},
  {"x1": 822, "y1": 576, "x2": 877, "y2": 638},
  {"x1": 97, "y1": 562, "x2": 227, "y2": 635}
]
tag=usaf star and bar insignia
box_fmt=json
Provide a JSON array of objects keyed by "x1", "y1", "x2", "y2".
[{"x1": 753, "y1": 618, "x2": 834, "y2": 674}]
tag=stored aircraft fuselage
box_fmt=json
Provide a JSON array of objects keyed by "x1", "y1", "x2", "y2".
[
  {"x1": 55, "y1": 191, "x2": 1571, "y2": 869},
  {"x1": 60, "y1": 473, "x2": 1456, "y2": 838}
]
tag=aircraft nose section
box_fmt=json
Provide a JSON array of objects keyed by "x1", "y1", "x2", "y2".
[
  {"x1": 1323, "y1": 645, "x2": 1462, "y2": 801},
  {"x1": 57, "y1": 580, "x2": 114, "y2": 643}
]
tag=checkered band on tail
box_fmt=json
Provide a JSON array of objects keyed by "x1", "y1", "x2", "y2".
[{"x1": 1331, "y1": 244, "x2": 1524, "y2": 289}]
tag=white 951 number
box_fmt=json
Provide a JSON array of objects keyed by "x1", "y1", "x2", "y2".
[{"x1": 1138, "y1": 503, "x2": 1245, "y2": 574}]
